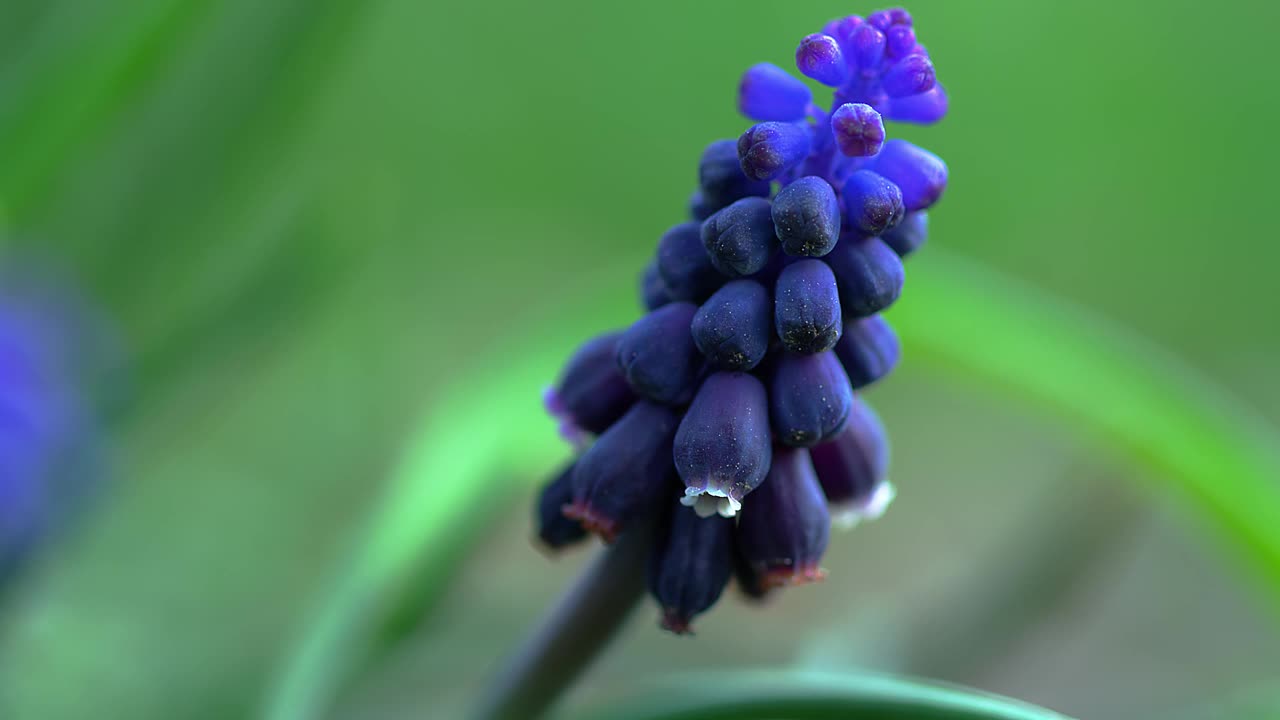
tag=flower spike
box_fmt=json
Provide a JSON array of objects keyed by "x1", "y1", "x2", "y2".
[{"x1": 539, "y1": 6, "x2": 951, "y2": 633}]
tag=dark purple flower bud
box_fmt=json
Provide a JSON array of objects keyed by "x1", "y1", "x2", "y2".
[
  {"x1": 648, "y1": 500, "x2": 735, "y2": 634},
  {"x1": 774, "y1": 259, "x2": 841, "y2": 354},
  {"x1": 771, "y1": 176, "x2": 841, "y2": 257},
  {"x1": 691, "y1": 280, "x2": 772, "y2": 371},
  {"x1": 675, "y1": 372, "x2": 772, "y2": 518},
  {"x1": 834, "y1": 315, "x2": 899, "y2": 389},
  {"x1": 810, "y1": 401, "x2": 893, "y2": 528},
  {"x1": 887, "y1": 7, "x2": 913, "y2": 26},
  {"x1": 698, "y1": 139, "x2": 772, "y2": 209},
  {"x1": 843, "y1": 170, "x2": 905, "y2": 236},
  {"x1": 732, "y1": 533, "x2": 774, "y2": 602},
  {"x1": 737, "y1": 63, "x2": 812, "y2": 122},
  {"x1": 795, "y1": 34, "x2": 848, "y2": 87},
  {"x1": 769, "y1": 350, "x2": 853, "y2": 447},
  {"x1": 657, "y1": 221, "x2": 725, "y2": 303},
  {"x1": 885, "y1": 25, "x2": 917, "y2": 59},
  {"x1": 700, "y1": 197, "x2": 779, "y2": 278},
  {"x1": 738, "y1": 122, "x2": 811, "y2": 182},
  {"x1": 830, "y1": 102, "x2": 885, "y2": 158},
  {"x1": 566, "y1": 401, "x2": 680, "y2": 542},
  {"x1": 849, "y1": 23, "x2": 886, "y2": 72},
  {"x1": 882, "y1": 210, "x2": 928, "y2": 257},
  {"x1": 535, "y1": 463, "x2": 588, "y2": 551},
  {"x1": 641, "y1": 260, "x2": 672, "y2": 311},
  {"x1": 616, "y1": 302, "x2": 702, "y2": 406},
  {"x1": 688, "y1": 190, "x2": 716, "y2": 222},
  {"x1": 867, "y1": 9, "x2": 893, "y2": 30},
  {"x1": 824, "y1": 235, "x2": 905, "y2": 317},
  {"x1": 868, "y1": 139, "x2": 948, "y2": 212},
  {"x1": 737, "y1": 446, "x2": 830, "y2": 588},
  {"x1": 544, "y1": 331, "x2": 636, "y2": 447},
  {"x1": 886, "y1": 84, "x2": 948, "y2": 124},
  {"x1": 881, "y1": 54, "x2": 936, "y2": 98}
]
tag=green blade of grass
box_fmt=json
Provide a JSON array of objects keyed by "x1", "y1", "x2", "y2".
[
  {"x1": 264, "y1": 249, "x2": 1280, "y2": 719},
  {"x1": 566, "y1": 669, "x2": 1073, "y2": 720}
]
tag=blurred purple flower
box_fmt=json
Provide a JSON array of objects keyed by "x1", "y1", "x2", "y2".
[{"x1": 0, "y1": 259, "x2": 118, "y2": 585}]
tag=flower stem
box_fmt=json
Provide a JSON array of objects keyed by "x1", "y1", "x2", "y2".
[{"x1": 472, "y1": 520, "x2": 652, "y2": 720}]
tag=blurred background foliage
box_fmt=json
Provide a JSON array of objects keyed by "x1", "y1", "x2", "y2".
[{"x1": 2, "y1": 1, "x2": 1280, "y2": 719}]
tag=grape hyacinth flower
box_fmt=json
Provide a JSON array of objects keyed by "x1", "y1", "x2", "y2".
[
  {"x1": 535, "y1": 6, "x2": 949, "y2": 633},
  {"x1": 1, "y1": 260, "x2": 116, "y2": 588}
]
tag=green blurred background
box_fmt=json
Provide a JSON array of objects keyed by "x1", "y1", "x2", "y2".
[{"x1": 2, "y1": 1, "x2": 1280, "y2": 718}]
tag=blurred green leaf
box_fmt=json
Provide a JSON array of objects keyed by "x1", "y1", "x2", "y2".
[
  {"x1": 566, "y1": 669, "x2": 1072, "y2": 720},
  {"x1": 266, "y1": 249, "x2": 1280, "y2": 719}
]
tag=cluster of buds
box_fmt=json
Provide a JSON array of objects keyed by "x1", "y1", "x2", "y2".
[{"x1": 536, "y1": 7, "x2": 946, "y2": 634}]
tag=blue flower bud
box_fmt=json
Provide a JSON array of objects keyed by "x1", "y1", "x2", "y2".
[
  {"x1": 566, "y1": 401, "x2": 681, "y2": 542},
  {"x1": 536, "y1": 463, "x2": 588, "y2": 551},
  {"x1": 834, "y1": 315, "x2": 899, "y2": 389},
  {"x1": 881, "y1": 54, "x2": 936, "y2": 98},
  {"x1": 824, "y1": 235, "x2": 905, "y2": 317},
  {"x1": 885, "y1": 25, "x2": 917, "y2": 59},
  {"x1": 648, "y1": 500, "x2": 735, "y2": 634},
  {"x1": 617, "y1": 302, "x2": 702, "y2": 406},
  {"x1": 771, "y1": 176, "x2": 841, "y2": 257},
  {"x1": 545, "y1": 331, "x2": 637, "y2": 447},
  {"x1": 868, "y1": 138, "x2": 948, "y2": 212},
  {"x1": 823, "y1": 15, "x2": 864, "y2": 58},
  {"x1": 842, "y1": 169, "x2": 905, "y2": 236},
  {"x1": 737, "y1": 446, "x2": 831, "y2": 588},
  {"x1": 641, "y1": 260, "x2": 672, "y2": 311},
  {"x1": 738, "y1": 122, "x2": 811, "y2": 182},
  {"x1": 698, "y1": 139, "x2": 771, "y2": 209},
  {"x1": 887, "y1": 7, "x2": 913, "y2": 26},
  {"x1": 691, "y1": 280, "x2": 772, "y2": 371},
  {"x1": 866, "y1": 9, "x2": 894, "y2": 30},
  {"x1": 688, "y1": 190, "x2": 716, "y2": 222},
  {"x1": 657, "y1": 221, "x2": 726, "y2": 303},
  {"x1": 700, "y1": 197, "x2": 779, "y2": 278},
  {"x1": 882, "y1": 210, "x2": 928, "y2": 257},
  {"x1": 830, "y1": 103, "x2": 885, "y2": 158},
  {"x1": 737, "y1": 63, "x2": 812, "y2": 122},
  {"x1": 809, "y1": 401, "x2": 893, "y2": 529},
  {"x1": 774, "y1": 259, "x2": 842, "y2": 354},
  {"x1": 769, "y1": 350, "x2": 853, "y2": 447},
  {"x1": 675, "y1": 372, "x2": 772, "y2": 518},
  {"x1": 885, "y1": 84, "x2": 948, "y2": 124},
  {"x1": 848, "y1": 23, "x2": 886, "y2": 73},
  {"x1": 795, "y1": 34, "x2": 848, "y2": 87}
]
